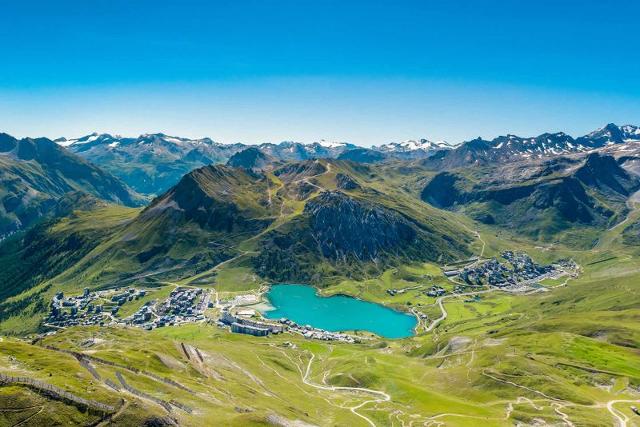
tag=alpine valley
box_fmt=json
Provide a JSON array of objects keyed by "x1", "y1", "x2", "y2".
[{"x1": 1, "y1": 124, "x2": 640, "y2": 427}]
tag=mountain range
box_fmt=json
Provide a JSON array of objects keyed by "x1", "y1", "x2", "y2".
[
  {"x1": 1, "y1": 122, "x2": 640, "y2": 426},
  {"x1": 50, "y1": 123, "x2": 640, "y2": 195},
  {"x1": 0, "y1": 133, "x2": 143, "y2": 239}
]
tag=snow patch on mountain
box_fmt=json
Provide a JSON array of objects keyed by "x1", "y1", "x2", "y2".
[
  {"x1": 316, "y1": 139, "x2": 349, "y2": 148},
  {"x1": 376, "y1": 138, "x2": 454, "y2": 152}
]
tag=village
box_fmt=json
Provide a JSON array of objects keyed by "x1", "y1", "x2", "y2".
[
  {"x1": 45, "y1": 285, "x2": 359, "y2": 343},
  {"x1": 384, "y1": 251, "x2": 579, "y2": 302},
  {"x1": 443, "y1": 251, "x2": 578, "y2": 294},
  {"x1": 45, "y1": 287, "x2": 211, "y2": 330},
  {"x1": 45, "y1": 250, "x2": 578, "y2": 342}
]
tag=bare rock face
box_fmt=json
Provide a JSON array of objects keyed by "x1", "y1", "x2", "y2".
[
  {"x1": 252, "y1": 188, "x2": 469, "y2": 283},
  {"x1": 304, "y1": 191, "x2": 418, "y2": 260},
  {"x1": 335, "y1": 173, "x2": 361, "y2": 190},
  {"x1": 574, "y1": 152, "x2": 638, "y2": 195}
]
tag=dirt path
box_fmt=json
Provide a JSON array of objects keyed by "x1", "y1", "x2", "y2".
[
  {"x1": 9, "y1": 406, "x2": 44, "y2": 427},
  {"x1": 485, "y1": 370, "x2": 640, "y2": 427},
  {"x1": 301, "y1": 352, "x2": 390, "y2": 427},
  {"x1": 457, "y1": 221, "x2": 486, "y2": 258},
  {"x1": 96, "y1": 400, "x2": 129, "y2": 427},
  {"x1": 607, "y1": 399, "x2": 640, "y2": 427}
]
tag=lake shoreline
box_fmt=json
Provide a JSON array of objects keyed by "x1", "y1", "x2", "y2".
[{"x1": 256, "y1": 284, "x2": 418, "y2": 339}]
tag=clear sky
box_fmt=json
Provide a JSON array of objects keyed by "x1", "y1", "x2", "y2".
[{"x1": 1, "y1": 0, "x2": 639, "y2": 145}]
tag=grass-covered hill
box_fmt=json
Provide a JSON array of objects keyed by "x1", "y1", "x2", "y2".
[
  {"x1": 1, "y1": 227, "x2": 639, "y2": 426},
  {"x1": 0, "y1": 134, "x2": 144, "y2": 239},
  {"x1": 0, "y1": 159, "x2": 473, "y2": 333},
  {"x1": 1, "y1": 148, "x2": 640, "y2": 425}
]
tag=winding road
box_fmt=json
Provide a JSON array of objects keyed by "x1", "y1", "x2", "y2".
[{"x1": 424, "y1": 289, "x2": 497, "y2": 333}]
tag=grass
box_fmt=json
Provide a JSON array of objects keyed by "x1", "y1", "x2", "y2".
[
  {"x1": 3, "y1": 250, "x2": 639, "y2": 426},
  {"x1": 1, "y1": 159, "x2": 640, "y2": 425}
]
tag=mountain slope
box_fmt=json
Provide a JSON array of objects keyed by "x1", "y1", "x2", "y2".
[
  {"x1": 61, "y1": 134, "x2": 357, "y2": 195},
  {"x1": 421, "y1": 153, "x2": 640, "y2": 243},
  {"x1": 0, "y1": 134, "x2": 143, "y2": 239},
  {"x1": 0, "y1": 159, "x2": 472, "y2": 311},
  {"x1": 14, "y1": 165, "x2": 280, "y2": 294},
  {"x1": 337, "y1": 148, "x2": 387, "y2": 163},
  {"x1": 424, "y1": 124, "x2": 640, "y2": 169},
  {"x1": 60, "y1": 133, "x2": 246, "y2": 195},
  {"x1": 226, "y1": 147, "x2": 274, "y2": 172}
]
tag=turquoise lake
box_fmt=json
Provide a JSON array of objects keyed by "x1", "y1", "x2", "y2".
[{"x1": 261, "y1": 284, "x2": 417, "y2": 339}]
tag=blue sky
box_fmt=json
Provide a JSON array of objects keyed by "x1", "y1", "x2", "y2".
[{"x1": 1, "y1": 0, "x2": 639, "y2": 145}]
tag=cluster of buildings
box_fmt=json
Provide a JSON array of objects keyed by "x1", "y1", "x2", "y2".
[
  {"x1": 218, "y1": 310, "x2": 357, "y2": 343},
  {"x1": 278, "y1": 318, "x2": 356, "y2": 343},
  {"x1": 555, "y1": 258, "x2": 579, "y2": 271},
  {"x1": 426, "y1": 286, "x2": 446, "y2": 297},
  {"x1": 502, "y1": 251, "x2": 554, "y2": 276},
  {"x1": 219, "y1": 310, "x2": 284, "y2": 337},
  {"x1": 133, "y1": 287, "x2": 210, "y2": 329},
  {"x1": 46, "y1": 287, "x2": 146, "y2": 328},
  {"x1": 456, "y1": 251, "x2": 557, "y2": 289},
  {"x1": 111, "y1": 288, "x2": 146, "y2": 307},
  {"x1": 128, "y1": 303, "x2": 154, "y2": 327},
  {"x1": 46, "y1": 286, "x2": 212, "y2": 331}
]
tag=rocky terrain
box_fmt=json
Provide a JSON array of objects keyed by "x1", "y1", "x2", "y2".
[{"x1": 421, "y1": 152, "x2": 640, "y2": 242}]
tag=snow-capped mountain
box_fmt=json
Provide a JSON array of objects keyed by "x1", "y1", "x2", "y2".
[
  {"x1": 55, "y1": 133, "x2": 359, "y2": 194},
  {"x1": 372, "y1": 138, "x2": 456, "y2": 160},
  {"x1": 53, "y1": 124, "x2": 640, "y2": 193},
  {"x1": 425, "y1": 124, "x2": 640, "y2": 168},
  {"x1": 578, "y1": 123, "x2": 640, "y2": 147},
  {"x1": 621, "y1": 124, "x2": 640, "y2": 140},
  {"x1": 257, "y1": 140, "x2": 357, "y2": 161},
  {"x1": 376, "y1": 138, "x2": 454, "y2": 153},
  {"x1": 57, "y1": 133, "x2": 246, "y2": 195},
  {"x1": 56, "y1": 132, "x2": 221, "y2": 151},
  {"x1": 55, "y1": 132, "x2": 104, "y2": 147}
]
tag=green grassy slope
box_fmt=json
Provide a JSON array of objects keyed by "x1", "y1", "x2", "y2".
[
  {"x1": 1, "y1": 158, "x2": 639, "y2": 426},
  {"x1": 0, "y1": 136, "x2": 145, "y2": 238}
]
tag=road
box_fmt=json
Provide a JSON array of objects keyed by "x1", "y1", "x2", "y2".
[
  {"x1": 185, "y1": 250, "x2": 257, "y2": 285},
  {"x1": 422, "y1": 264, "x2": 575, "y2": 333},
  {"x1": 456, "y1": 221, "x2": 486, "y2": 259},
  {"x1": 424, "y1": 289, "x2": 497, "y2": 333}
]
